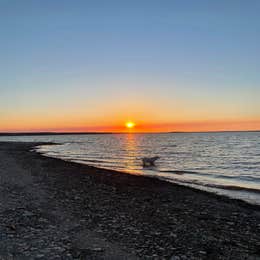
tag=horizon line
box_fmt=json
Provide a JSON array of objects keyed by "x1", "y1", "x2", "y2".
[{"x1": 0, "y1": 130, "x2": 259, "y2": 136}]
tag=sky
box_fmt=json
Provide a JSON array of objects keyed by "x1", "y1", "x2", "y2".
[{"x1": 0, "y1": 0, "x2": 260, "y2": 132}]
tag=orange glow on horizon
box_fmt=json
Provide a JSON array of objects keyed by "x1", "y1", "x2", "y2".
[{"x1": 0, "y1": 118, "x2": 260, "y2": 133}]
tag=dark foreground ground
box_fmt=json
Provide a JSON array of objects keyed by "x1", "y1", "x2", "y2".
[{"x1": 0, "y1": 142, "x2": 260, "y2": 260}]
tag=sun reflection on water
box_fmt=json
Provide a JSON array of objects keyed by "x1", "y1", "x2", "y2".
[{"x1": 123, "y1": 133, "x2": 141, "y2": 174}]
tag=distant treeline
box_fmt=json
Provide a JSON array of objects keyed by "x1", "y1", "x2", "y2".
[{"x1": 0, "y1": 132, "x2": 114, "y2": 136}]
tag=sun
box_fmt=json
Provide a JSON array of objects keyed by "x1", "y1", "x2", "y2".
[{"x1": 125, "y1": 121, "x2": 136, "y2": 129}]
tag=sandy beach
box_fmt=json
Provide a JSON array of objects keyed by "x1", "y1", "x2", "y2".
[{"x1": 0, "y1": 142, "x2": 260, "y2": 259}]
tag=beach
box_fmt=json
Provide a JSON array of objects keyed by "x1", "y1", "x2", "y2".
[{"x1": 0, "y1": 142, "x2": 260, "y2": 259}]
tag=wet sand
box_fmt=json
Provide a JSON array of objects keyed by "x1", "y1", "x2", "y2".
[{"x1": 0, "y1": 142, "x2": 260, "y2": 259}]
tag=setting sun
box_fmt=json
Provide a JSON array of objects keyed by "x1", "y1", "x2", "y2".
[{"x1": 125, "y1": 121, "x2": 136, "y2": 129}]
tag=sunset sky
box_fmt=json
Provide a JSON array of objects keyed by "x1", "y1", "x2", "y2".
[{"x1": 1, "y1": 0, "x2": 260, "y2": 132}]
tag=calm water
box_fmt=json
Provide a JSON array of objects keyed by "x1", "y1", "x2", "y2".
[{"x1": 1, "y1": 132, "x2": 260, "y2": 205}]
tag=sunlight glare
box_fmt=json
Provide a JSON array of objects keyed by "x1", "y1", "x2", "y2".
[{"x1": 125, "y1": 121, "x2": 135, "y2": 129}]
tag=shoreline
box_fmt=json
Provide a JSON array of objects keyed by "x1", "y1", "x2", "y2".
[
  {"x1": 0, "y1": 141, "x2": 260, "y2": 259},
  {"x1": 36, "y1": 142, "x2": 260, "y2": 210}
]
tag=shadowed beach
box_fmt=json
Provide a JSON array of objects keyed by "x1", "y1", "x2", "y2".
[{"x1": 0, "y1": 142, "x2": 260, "y2": 259}]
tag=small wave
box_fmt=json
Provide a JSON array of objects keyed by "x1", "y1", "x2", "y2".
[
  {"x1": 75, "y1": 158, "x2": 106, "y2": 164},
  {"x1": 160, "y1": 176, "x2": 260, "y2": 194},
  {"x1": 159, "y1": 170, "x2": 260, "y2": 182},
  {"x1": 203, "y1": 183, "x2": 260, "y2": 194},
  {"x1": 159, "y1": 170, "x2": 199, "y2": 175},
  {"x1": 232, "y1": 161, "x2": 260, "y2": 166},
  {"x1": 158, "y1": 170, "x2": 224, "y2": 177}
]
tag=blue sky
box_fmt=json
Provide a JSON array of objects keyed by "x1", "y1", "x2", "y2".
[{"x1": 0, "y1": 0, "x2": 259, "y2": 131}]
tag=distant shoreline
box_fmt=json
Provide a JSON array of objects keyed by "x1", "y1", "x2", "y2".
[{"x1": 0, "y1": 130, "x2": 259, "y2": 136}]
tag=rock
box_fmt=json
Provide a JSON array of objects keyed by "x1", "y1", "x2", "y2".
[
  {"x1": 227, "y1": 221, "x2": 234, "y2": 225},
  {"x1": 169, "y1": 232, "x2": 177, "y2": 238},
  {"x1": 38, "y1": 217, "x2": 48, "y2": 223},
  {"x1": 35, "y1": 254, "x2": 44, "y2": 258},
  {"x1": 170, "y1": 256, "x2": 181, "y2": 260},
  {"x1": 23, "y1": 210, "x2": 34, "y2": 217},
  {"x1": 7, "y1": 224, "x2": 16, "y2": 231},
  {"x1": 92, "y1": 247, "x2": 104, "y2": 252}
]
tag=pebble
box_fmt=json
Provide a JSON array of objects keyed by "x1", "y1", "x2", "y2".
[
  {"x1": 35, "y1": 254, "x2": 44, "y2": 258},
  {"x1": 23, "y1": 210, "x2": 34, "y2": 217},
  {"x1": 170, "y1": 256, "x2": 180, "y2": 260}
]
